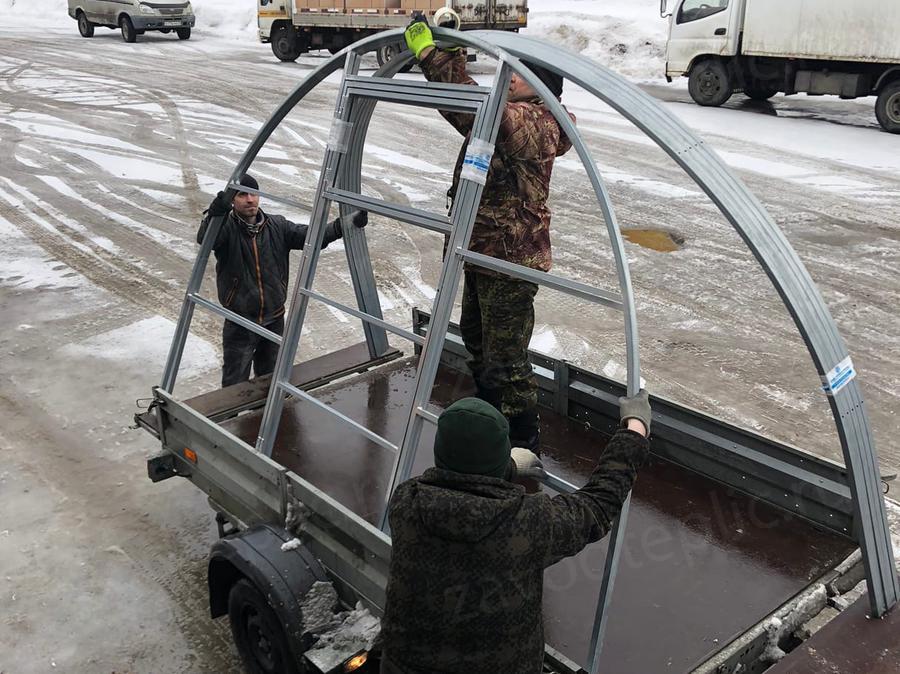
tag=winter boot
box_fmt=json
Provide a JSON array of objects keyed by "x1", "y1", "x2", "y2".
[{"x1": 508, "y1": 408, "x2": 541, "y2": 456}]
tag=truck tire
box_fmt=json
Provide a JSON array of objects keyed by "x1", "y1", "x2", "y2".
[
  {"x1": 744, "y1": 82, "x2": 779, "y2": 101},
  {"x1": 176, "y1": 27, "x2": 191, "y2": 40},
  {"x1": 120, "y1": 15, "x2": 137, "y2": 43},
  {"x1": 688, "y1": 59, "x2": 733, "y2": 107},
  {"x1": 77, "y1": 11, "x2": 94, "y2": 37},
  {"x1": 228, "y1": 579, "x2": 301, "y2": 674},
  {"x1": 271, "y1": 25, "x2": 302, "y2": 62},
  {"x1": 376, "y1": 42, "x2": 413, "y2": 73},
  {"x1": 875, "y1": 81, "x2": 900, "y2": 134}
]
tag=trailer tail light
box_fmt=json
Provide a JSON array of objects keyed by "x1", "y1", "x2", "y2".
[
  {"x1": 343, "y1": 651, "x2": 368, "y2": 672},
  {"x1": 183, "y1": 448, "x2": 198, "y2": 463}
]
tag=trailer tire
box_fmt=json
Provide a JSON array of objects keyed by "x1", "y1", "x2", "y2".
[
  {"x1": 120, "y1": 15, "x2": 137, "y2": 43},
  {"x1": 875, "y1": 81, "x2": 900, "y2": 134},
  {"x1": 228, "y1": 579, "x2": 302, "y2": 674},
  {"x1": 744, "y1": 82, "x2": 779, "y2": 101},
  {"x1": 688, "y1": 58, "x2": 733, "y2": 107},
  {"x1": 271, "y1": 25, "x2": 302, "y2": 62},
  {"x1": 77, "y1": 11, "x2": 94, "y2": 37}
]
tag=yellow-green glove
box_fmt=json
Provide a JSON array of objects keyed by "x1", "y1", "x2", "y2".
[{"x1": 404, "y1": 13, "x2": 435, "y2": 60}]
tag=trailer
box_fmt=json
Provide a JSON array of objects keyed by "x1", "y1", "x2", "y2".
[
  {"x1": 660, "y1": 0, "x2": 900, "y2": 133},
  {"x1": 136, "y1": 29, "x2": 900, "y2": 674},
  {"x1": 257, "y1": 0, "x2": 526, "y2": 65}
]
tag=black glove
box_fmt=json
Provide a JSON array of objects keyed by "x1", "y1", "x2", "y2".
[
  {"x1": 619, "y1": 389, "x2": 651, "y2": 436},
  {"x1": 333, "y1": 210, "x2": 368, "y2": 236},
  {"x1": 207, "y1": 191, "x2": 232, "y2": 217}
]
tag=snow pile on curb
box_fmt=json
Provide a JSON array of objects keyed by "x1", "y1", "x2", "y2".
[{"x1": 524, "y1": 0, "x2": 668, "y2": 81}]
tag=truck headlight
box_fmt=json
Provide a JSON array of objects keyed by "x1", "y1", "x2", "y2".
[
  {"x1": 184, "y1": 2, "x2": 193, "y2": 15},
  {"x1": 140, "y1": 4, "x2": 160, "y2": 14}
]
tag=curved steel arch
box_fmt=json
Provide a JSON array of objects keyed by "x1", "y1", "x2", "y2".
[{"x1": 160, "y1": 26, "x2": 897, "y2": 673}]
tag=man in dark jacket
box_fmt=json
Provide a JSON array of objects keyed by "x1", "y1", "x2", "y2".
[
  {"x1": 379, "y1": 391, "x2": 651, "y2": 674},
  {"x1": 405, "y1": 17, "x2": 575, "y2": 453},
  {"x1": 197, "y1": 174, "x2": 367, "y2": 386}
]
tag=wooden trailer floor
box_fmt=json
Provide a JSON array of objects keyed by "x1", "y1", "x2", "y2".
[{"x1": 220, "y1": 355, "x2": 855, "y2": 672}]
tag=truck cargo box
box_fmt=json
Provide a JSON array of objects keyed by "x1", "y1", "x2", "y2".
[{"x1": 742, "y1": 0, "x2": 900, "y2": 63}]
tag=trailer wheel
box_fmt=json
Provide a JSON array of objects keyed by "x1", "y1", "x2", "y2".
[
  {"x1": 77, "y1": 11, "x2": 94, "y2": 37},
  {"x1": 120, "y1": 15, "x2": 137, "y2": 43},
  {"x1": 744, "y1": 82, "x2": 779, "y2": 101},
  {"x1": 271, "y1": 25, "x2": 302, "y2": 62},
  {"x1": 875, "y1": 81, "x2": 900, "y2": 134},
  {"x1": 688, "y1": 59, "x2": 733, "y2": 107},
  {"x1": 376, "y1": 42, "x2": 413, "y2": 74},
  {"x1": 228, "y1": 579, "x2": 301, "y2": 674}
]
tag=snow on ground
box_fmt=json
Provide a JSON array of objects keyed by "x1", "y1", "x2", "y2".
[{"x1": 59, "y1": 315, "x2": 219, "y2": 380}]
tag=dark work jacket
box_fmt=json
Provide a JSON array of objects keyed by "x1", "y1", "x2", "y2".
[
  {"x1": 380, "y1": 429, "x2": 649, "y2": 674},
  {"x1": 197, "y1": 209, "x2": 340, "y2": 325}
]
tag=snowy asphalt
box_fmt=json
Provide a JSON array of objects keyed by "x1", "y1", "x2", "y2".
[{"x1": 1, "y1": 23, "x2": 899, "y2": 672}]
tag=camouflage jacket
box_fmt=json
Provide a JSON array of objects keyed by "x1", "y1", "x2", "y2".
[
  {"x1": 420, "y1": 48, "x2": 574, "y2": 273},
  {"x1": 379, "y1": 429, "x2": 649, "y2": 673}
]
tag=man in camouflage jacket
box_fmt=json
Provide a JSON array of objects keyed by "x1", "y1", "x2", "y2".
[
  {"x1": 379, "y1": 391, "x2": 652, "y2": 673},
  {"x1": 198, "y1": 174, "x2": 367, "y2": 386},
  {"x1": 405, "y1": 17, "x2": 575, "y2": 452}
]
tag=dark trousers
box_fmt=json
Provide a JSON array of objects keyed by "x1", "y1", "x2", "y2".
[
  {"x1": 221, "y1": 316, "x2": 285, "y2": 387},
  {"x1": 459, "y1": 270, "x2": 538, "y2": 419}
]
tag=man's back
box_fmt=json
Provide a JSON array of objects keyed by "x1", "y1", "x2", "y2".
[{"x1": 380, "y1": 428, "x2": 648, "y2": 674}]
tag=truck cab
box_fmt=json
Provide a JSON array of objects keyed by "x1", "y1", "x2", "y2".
[{"x1": 661, "y1": 0, "x2": 900, "y2": 133}]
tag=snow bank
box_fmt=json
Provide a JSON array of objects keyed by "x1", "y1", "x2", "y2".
[
  {"x1": 0, "y1": 0, "x2": 258, "y2": 38},
  {"x1": 524, "y1": 0, "x2": 669, "y2": 82}
]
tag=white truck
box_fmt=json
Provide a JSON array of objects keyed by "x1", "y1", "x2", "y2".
[
  {"x1": 661, "y1": 0, "x2": 900, "y2": 133},
  {"x1": 257, "y1": 0, "x2": 526, "y2": 66}
]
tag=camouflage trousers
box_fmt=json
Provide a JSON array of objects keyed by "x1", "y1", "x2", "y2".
[{"x1": 459, "y1": 270, "x2": 538, "y2": 419}]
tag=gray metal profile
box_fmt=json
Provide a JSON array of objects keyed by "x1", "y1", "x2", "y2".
[{"x1": 155, "y1": 23, "x2": 897, "y2": 673}]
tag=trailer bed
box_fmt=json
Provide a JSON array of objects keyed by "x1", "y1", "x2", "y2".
[{"x1": 217, "y1": 355, "x2": 854, "y2": 671}]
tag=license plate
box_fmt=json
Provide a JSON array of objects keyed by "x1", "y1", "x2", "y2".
[{"x1": 164, "y1": 20, "x2": 181, "y2": 26}]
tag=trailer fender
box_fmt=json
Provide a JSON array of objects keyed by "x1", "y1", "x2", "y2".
[
  {"x1": 208, "y1": 524, "x2": 329, "y2": 654},
  {"x1": 875, "y1": 66, "x2": 900, "y2": 92}
]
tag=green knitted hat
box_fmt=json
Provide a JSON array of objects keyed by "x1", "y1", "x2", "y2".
[{"x1": 433, "y1": 397, "x2": 511, "y2": 479}]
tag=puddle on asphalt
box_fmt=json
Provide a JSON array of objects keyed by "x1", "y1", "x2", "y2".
[{"x1": 621, "y1": 228, "x2": 685, "y2": 252}]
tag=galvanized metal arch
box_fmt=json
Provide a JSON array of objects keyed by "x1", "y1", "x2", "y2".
[{"x1": 460, "y1": 30, "x2": 899, "y2": 621}]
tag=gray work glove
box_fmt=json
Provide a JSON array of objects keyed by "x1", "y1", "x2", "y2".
[
  {"x1": 510, "y1": 447, "x2": 545, "y2": 480},
  {"x1": 619, "y1": 389, "x2": 651, "y2": 436}
]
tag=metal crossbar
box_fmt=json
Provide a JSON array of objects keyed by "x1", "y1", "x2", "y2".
[
  {"x1": 190, "y1": 294, "x2": 283, "y2": 344},
  {"x1": 279, "y1": 379, "x2": 399, "y2": 453},
  {"x1": 325, "y1": 187, "x2": 452, "y2": 234},
  {"x1": 224, "y1": 182, "x2": 314, "y2": 214}
]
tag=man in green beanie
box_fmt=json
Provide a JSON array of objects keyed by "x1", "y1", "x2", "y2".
[{"x1": 379, "y1": 391, "x2": 652, "y2": 674}]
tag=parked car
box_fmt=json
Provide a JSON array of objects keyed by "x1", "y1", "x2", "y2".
[{"x1": 67, "y1": 0, "x2": 196, "y2": 43}]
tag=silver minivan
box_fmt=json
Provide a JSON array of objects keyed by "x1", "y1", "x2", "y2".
[{"x1": 67, "y1": 0, "x2": 196, "y2": 43}]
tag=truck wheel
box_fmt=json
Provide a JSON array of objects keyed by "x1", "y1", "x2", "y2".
[
  {"x1": 120, "y1": 15, "x2": 137, "y2": 43},
  {"x1": 271, "y1": 25, "x2": 302, "y2": 62},
  {"x1": 744, "y1": 82, "x2": 779, "y2": 101},
  {"x1": 688, "y1": 59, "x2": 733, "y2": 107},
  {"x1": 77, "y1": 11, "x2": 94, "y2": 37},
  {"x1": 228, "y1": 579, "x2": 301, "y2": 674},
  {"x1": 376, "y1": 42, "x2": 413, "y2": 73},
  {"x1": 176, "y1": 27, "x2": 191, "y2": 40},
  {"x1": 875, "y1": 81, "x2": 900, "y2": 134}
]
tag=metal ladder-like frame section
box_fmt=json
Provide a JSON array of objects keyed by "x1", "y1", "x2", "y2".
[{"x1": 158, "y1": 37, "x2": 642, "y2": 671}]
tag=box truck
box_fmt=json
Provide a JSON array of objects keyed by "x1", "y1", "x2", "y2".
[
  {"x1": 661, "y1": 0, "x2": 900, "y2": 133},
  {"x1": 257, "y1": 0, "x2": 526, "y2": 66}
]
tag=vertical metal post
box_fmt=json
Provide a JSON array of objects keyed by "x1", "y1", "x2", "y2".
[
  {"x1": 255, "y1": 52, "x2": 363, "y2": 457},
  {"x1": 379, "y1": 58, "x2": 513, "y2": 530},
  {"x1": 160, "y1": 210, "x2": 228, "y2": 392}
]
